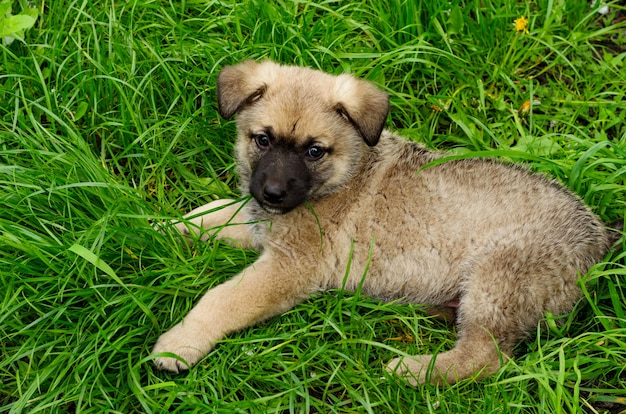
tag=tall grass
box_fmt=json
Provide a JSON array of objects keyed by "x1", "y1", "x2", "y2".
[{"x1": 1, "y1": 0, "x2": 625, "y2": 412}]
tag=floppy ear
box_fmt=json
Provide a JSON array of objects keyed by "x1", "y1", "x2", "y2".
[
  {"x1": 217, "y1": 60, "x2": 268, "y2": 119},
  {"x1": 334, "y1": 76, "x2": 389, "y2": 146}
]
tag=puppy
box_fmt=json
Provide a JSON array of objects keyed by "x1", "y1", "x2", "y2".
[{"x1": 152, "y1": 60, "x2": 614, "y2": 385}]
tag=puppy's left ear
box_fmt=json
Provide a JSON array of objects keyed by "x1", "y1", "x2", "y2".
[
  {"x1": 334, "y1": 76, "x2": 389, "y2": 146},
  {"x1": 217, "y1": 60, "x2": 270, "y2": 119}
]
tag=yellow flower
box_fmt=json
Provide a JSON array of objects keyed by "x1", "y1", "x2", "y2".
[
  {"x1": 519, "y1": 99, "x2": 532, "y2": 115},
  {"x1": 514, "y1": 16, "x2": 529, "y2": 34},
  {"x1": 518, "y1": 99, "x2": 541, "y2": 116}
]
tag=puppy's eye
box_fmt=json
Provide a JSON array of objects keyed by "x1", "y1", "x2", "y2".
[
  {"x1": 253, "y1": 134, "x2": 270, "y2": 149},
  {"x1": 306, "y1": 145, "x2": 325, "y2": 161}
]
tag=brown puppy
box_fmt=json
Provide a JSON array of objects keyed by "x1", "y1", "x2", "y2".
[{"x1": 152, "y1": 60, "x2": 613, "y2": 385}]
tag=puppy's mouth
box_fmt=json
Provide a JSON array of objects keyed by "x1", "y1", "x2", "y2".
[
  {"x1": 250, "y1": 188, "x2": 307, "y2": 215},
  {"x1": 258, "y1": 202, "x2": 294, "y2": 215}
]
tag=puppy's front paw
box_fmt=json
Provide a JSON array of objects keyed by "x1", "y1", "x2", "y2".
[
  {"x1": 151, "y1": 323, "x2": 211, "y2": 373},
  {"x1": 386, "y1": 355, "x2": 433, "y2": 386}
]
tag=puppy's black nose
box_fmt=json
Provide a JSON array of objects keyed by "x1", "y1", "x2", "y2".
[{"x1": 263, "y1": 184, "x2": 286, "y2": 204}]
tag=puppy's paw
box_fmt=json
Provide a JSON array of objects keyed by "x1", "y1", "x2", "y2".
[
  {"x1": 151, "y1": 324, "x2": 210, "y2": 373},
  {"x1": 158, "y1": 218, "x2": 210, "y2": 245},
  {"x1": 152, "y1": 217, "x2": 197, "y2": 242},
  {"x1": 171, "y1": 219, "x2": 206, "y2": 241},
  {"x1": 152, "y1": 352, "x2": 193, "y2": 373},
  {"x1": 386, "y1": 355, "x2": 433, "y2": 386},
  {"x1": 388, "y1": 347, "x2": 500, "y2": 385}
]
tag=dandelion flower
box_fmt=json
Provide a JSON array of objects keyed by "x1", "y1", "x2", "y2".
[
  {"x1": 518, "y1": 99, "x2": 541, "y2": 116},
  {"x1": 514, "y1": 16, "x2": 529, "y2": 34}
]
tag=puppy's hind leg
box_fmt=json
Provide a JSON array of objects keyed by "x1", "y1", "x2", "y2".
[
  {"x1": 170, "y1": 199, "x2": 254, "y2": 248},
  {"x1": 388, "y1": 245, "x2": 561, "y2": 385}
]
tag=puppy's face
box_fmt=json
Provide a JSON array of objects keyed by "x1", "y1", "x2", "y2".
[{"x1": 217, "y1": 61, "x2": 389, "y2": 213}]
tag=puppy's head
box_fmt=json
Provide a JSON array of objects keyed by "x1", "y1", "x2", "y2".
[{"x1": 217, "y1": 60, "x2": 389, "y2": 214}]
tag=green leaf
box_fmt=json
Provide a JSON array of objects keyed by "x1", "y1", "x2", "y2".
[
  {"x1": 0, "y1": 3, "x2": 11, "y2": 18},
  {"x1": 68, "y1": 243, "x2": 120, "y2": 281},
  {"x1": 447, "y1": 6, "x2": 464, "y2": 35},
  {"x1": 512, "y1": 135, "x2": 562, "y2": 156},
  {"x1": 74, "y1": 101, "x2": 89, "y2": 121},
  {"x1": 197, "y1": 177, "x2": 231, "y2": 195},
  {"x1": 22, "y1": 7, "x2": 38, "y2": 20},
  {"x1": 0, "y1": 14, "x2": 36, "y2": 38}
]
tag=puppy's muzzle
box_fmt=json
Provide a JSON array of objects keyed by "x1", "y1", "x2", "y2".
[{"x1": 250, "y1": 148, "x2": 312, "y2": 213}]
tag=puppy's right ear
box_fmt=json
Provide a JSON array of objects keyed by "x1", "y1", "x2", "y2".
[{"x1": 217, "y1": 60, "x2": 268, "y2": 119}]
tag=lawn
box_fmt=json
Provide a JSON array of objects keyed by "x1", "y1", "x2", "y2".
[{"x1": 1, "y1": 0, "x2": 625, "y2": 412}]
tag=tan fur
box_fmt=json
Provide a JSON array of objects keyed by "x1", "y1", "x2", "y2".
[{"x1": 152, "y1": 61, "x2": 612, "y2": 385}]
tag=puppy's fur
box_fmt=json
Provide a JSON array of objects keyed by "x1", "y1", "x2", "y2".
[{"x1": 152, "y1": 60, "x2": 614, "y2": 385}]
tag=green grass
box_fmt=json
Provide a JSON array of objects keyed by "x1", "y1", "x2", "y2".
[{"x1": 1, "y1": 0, "x2": 625, "y2": 412}]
